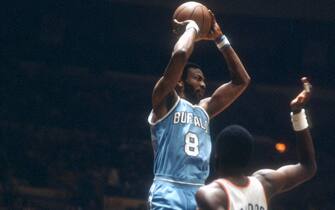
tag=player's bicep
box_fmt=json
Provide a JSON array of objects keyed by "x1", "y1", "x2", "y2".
[
  {"x1": 152, "y1": 52, "x2": 186, "y2": 108},
  {"x1": 152, "y1": 77, "x2": 171, "y2": 107},
  {"x1": 274, "y1": 164, "x2": 312, "y2": 192},
  {"x1": 203, "y1": 82, "x2": 246, "y2": 118},
  {"x1": 196, "y1": 188, "x2": 211, "y2": 210},
  {"x1": 151, "y1": 89, "x2": 178, "y2": 123},
  {"x1": 254, "y1": 164, "x2": 310, "y2": 198}
]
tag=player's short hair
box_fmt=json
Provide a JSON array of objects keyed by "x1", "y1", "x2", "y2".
[
  {"x1": 216, "y1": 125, "x2": 254, "y2": 172},
  {"x1": 182, "y1": 62, "x2": 202, "y2": 81}
]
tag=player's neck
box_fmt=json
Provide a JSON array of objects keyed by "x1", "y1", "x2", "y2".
[
  {"x1": 178, "y1": 90, "x2": 199, "y2": 105},
  {"x1": 223, "y1": 175, "x2": 249, "y2": 187},
  {"x1": 183, "y1": 93, "x2": 199, "y2": 105},
  {"x1": 185, "y1": 97, "x2": 197, "y2": 105},
  {"x1": 179, "y1": 94, "x2": 197, "y2": 105},
  {"x1": 218, "y1": 168, "x2": 247, "y2": 181}
]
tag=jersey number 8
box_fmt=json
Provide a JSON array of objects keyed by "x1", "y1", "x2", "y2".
[{"x1": 185, "y1": 132, "x2": 199, "y2": 156}]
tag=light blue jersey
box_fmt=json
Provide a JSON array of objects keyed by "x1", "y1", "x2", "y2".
[{"x1": 148, "y1": 97, "x2": 212, "y2": 185}]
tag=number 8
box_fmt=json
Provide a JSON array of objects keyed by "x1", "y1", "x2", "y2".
[{"x1": 185, "y1": 132, "x2": 199, "y2": 156}]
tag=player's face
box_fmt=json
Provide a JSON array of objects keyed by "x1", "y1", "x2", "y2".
[{"x1": 184, "y1": 68, "x2": 206, "y2": 104}]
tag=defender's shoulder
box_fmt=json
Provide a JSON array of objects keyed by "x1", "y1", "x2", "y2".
[{"x1": 196, "y1": 182, "x2": 227, "y2": 210}]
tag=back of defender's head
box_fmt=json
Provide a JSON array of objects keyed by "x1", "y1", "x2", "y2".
[{"x1": 216, "y1": 125, "x2": 254, "y2": 172}]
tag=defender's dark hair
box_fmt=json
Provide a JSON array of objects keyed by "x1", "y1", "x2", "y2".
[
  {"x1": 181, "y1": 62, "x2": 201, "y2": 81},
  {"x1": 216, "y1": 125, "x2": 254, "y2": 172}
]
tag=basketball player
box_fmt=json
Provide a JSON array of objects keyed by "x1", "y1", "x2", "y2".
[
  {"x1": 196, "y1": 77, "x2": 316, "y2": 210},
  {"x1": 147, "y1": 13, "x2": 251, "y2": 210}
]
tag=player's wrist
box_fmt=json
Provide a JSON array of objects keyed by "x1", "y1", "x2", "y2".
[
  {"x1": 186, "y1": 21, "x2": 200, "y2": 34},
  {"x1": 215, "y1": 34, "x2": 230, "y2": 49},
  {"x1": 291, "y1": 108, "x2": 309, "y2": 131},
  {"x1": 214, "y1": 33, "x2": 224, "y2": 43}
]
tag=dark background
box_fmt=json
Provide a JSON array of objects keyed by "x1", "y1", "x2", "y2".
[{"x1": 0, "y1": 0, "x2": 335, "y2": 209}]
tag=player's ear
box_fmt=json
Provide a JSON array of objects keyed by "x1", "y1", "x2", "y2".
[
  {"x1": 176, "y1": 81, "x2": 184, "y2": 90},
  {"x1": 175, "y1": 81, "x2": 184, "y2": 95}
]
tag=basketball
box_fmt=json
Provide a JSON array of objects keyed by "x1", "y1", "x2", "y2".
[{"x1": 173, "y1": 2, "x2": 213, "y2": 37}]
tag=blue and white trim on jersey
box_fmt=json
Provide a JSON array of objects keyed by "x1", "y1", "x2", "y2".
[
  {"x1": 148, "y1": 97, "x2": 181, "y2": 126},
  {"x1": 148, "y1": 96, "x2": 209, "y2": 125},
  {"x1": 154, "y1": 176, "x2": 204, "y2": 186}
]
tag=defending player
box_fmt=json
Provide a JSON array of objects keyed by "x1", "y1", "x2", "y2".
[
  {"x1": 196, "y1": 78, "x2": 316, "y2": 210},
  {"x1": 147, "y1": 13, "x2": 250, "y2": 210}
]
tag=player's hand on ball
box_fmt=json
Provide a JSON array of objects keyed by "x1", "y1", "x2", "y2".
[
  {"x1": 290, "y1": 77, "x2": 312, "y2": 113},
  {"x1": 202, "y1": 10, "x2": 223, "y2": 41},
  {"x1": 173, "y1": 19, "x2": 200, "y2": 40}
]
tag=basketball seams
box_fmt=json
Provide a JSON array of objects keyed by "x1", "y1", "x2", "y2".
[
  {"x1": 174, "y1": 5, "x2": 188, "y2": 20},
  {"x1": 190, "y1": 6, "x2": 202, "y2": 34},
  {"x1": 190, "y1": 5, "x2": 201, "y2": 20},
  {"x1": 201, "y1": 6, "x2": 205, "y2": 36},
  {"x1": 173, "y1": 2, "x2": 212, "y2": 37}
]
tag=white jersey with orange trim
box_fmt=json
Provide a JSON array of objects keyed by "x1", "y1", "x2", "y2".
[{"x1": 215, "y1": 176, "x2": 268, "y2": 210}]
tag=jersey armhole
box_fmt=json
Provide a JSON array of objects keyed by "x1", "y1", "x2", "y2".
[
  {"x1": 195, "y1": 104, "x2": 210, "y2": 121},
  {"x1": 215, "y1": 180, "x2": 230, "y2": 210},
  {"x1": 251, "y1": 175, "x2": 270, "y2": 208},
  {"x1": 148, "y1": 96, "x2": 181, "y2": 126}
]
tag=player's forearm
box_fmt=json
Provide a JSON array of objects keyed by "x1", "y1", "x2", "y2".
[
  {"x1": 295, "y1": 129, "x2": 317, "y2": 176},
  {"x1": 172, "y1": 27, "x2": 197, "y2": 59},
  {"x1": 220, "y1": 46, "x2": 250, "y2": 86},
  {"x1": 162, "y1": 28, "x2": 197, "y2": 86},
  {"x1": 152, "y1": 28, "x2": 197, "y2": 106}
]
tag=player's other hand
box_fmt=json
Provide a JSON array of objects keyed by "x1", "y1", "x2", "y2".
[
  {"x1": 173, "y1": 19, "x2": 200, "y2": 39},
  {"x1": 290, "y1": 77, "x2": 312, "y2": 113},
  {"x1": 202, "y1": 10, "x2": 223, "y2": 41}
]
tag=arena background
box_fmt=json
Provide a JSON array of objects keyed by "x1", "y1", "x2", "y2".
[{"x1": 1, "y1": 0, "x2": 335, "y2": 209}]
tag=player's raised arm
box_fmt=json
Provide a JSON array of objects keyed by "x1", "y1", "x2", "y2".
[
  {"x1": 253, "y1": 77, "x2": 317, "y2": 199},
  {"x1": 151, "y1": 20, "x2": 199, "y2": 120},
  {"x1": 200, "y1": 13, "x2": 250, "y2": 118}
]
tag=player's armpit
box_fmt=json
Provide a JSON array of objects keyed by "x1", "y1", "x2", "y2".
[{"x1": 151, "y1": 90, "x2": 178, "y2": 123}]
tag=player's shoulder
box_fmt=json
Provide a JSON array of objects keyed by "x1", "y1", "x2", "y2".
[
  {"x1": 198, "y1": 181, "x2": 222, "y2": 192},
  {"x1": 252, "y1": 168, "x2": 278, "y2": 184},
  {"x1": 196, "y1": 181, "x2": 226, "y2": 210},
  {"x1": 252, "y1": 168, "x2": 286, "y2": 181},
  {"x1": 199, "y1": 97, "x2": 210, "y2": 110},
  {"x1": 252, "y1": 168, "x2": 282, "y2": 201},
  {"x1": 253, "y1": 169, "x2": 277, "y2": 176}
]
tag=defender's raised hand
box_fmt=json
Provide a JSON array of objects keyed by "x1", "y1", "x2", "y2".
[{"x1": 290, "y1": 77, "x2": 312, "y2": 113}]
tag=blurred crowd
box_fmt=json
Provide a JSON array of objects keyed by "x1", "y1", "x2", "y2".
[{"x1": 0, "y1": 60, "x2": 153, "y2": 209}]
